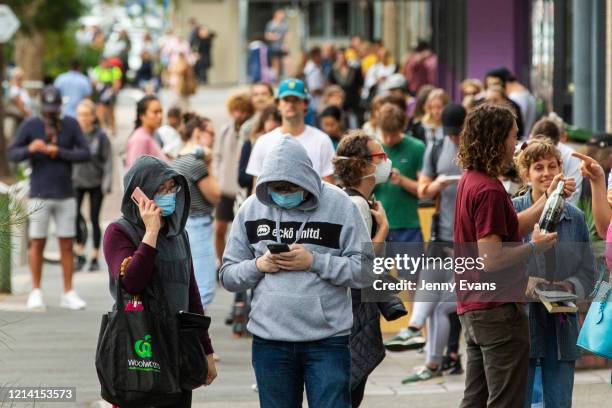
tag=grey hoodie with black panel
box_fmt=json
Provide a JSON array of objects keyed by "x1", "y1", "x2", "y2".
[{"x1": 220, "y1": 135, "x2": 375, "y2": 342}]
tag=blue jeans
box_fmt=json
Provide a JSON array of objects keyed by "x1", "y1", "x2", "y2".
[
  {"x1": 185, "y1": 215, "x2": 216, "y2": 308},
  {"x1": 252, "y1": 335, "x2": 351, "y2": 408},
  {"x1": 525, "y1": 330, "x2": 575, "y2": 408}
]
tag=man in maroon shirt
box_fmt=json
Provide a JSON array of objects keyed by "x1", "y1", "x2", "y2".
[{"x1": 453, "y1": 104, "x2": 573, "y2": 407}]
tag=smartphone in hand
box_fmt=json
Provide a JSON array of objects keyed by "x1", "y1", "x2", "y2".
[
  {"x1": 131, "y1": 187, "x2": 150, "y2": 206},
  {"x1": 267, "y1": 243, "x2": 291, "y2": 254}
]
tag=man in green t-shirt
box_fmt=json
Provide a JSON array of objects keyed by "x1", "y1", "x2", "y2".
[{"x1": 374, "y1": 102, "x2": 425, "y2": 244}]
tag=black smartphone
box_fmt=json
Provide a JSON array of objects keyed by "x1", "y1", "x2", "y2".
[{"x1": 267, "y1": 243, "x2": 291, "y2": 254}]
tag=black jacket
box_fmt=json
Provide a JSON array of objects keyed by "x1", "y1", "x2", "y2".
[{"x1": 347, "y1": 190, "x2": 407, "y2": 389}]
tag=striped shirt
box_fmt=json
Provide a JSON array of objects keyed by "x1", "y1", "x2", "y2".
[{"x1": 172, "y1": 154, "x2": 214, "y2": 217}]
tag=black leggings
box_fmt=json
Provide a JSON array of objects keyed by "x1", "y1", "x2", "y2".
[
  {"x1": 75, "y1": 187, "x2": 104, "y2": 249},
  {"x1": 447, "y1": 311, "x2": 462, "y2": 355}
]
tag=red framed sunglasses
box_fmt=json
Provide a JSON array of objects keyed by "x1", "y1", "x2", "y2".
[{"x1": 368, "y1": 152, "x2": 388, "y2": 160}]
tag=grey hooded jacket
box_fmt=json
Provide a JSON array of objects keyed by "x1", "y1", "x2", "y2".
[{"x1": 220, "y1": 135, "x2": 375, "y2": 342}]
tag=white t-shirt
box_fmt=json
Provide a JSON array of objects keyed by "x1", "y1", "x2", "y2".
[
  {"x1": 10, "y1": 85, "x2": 31, "y2": 113},
  {"x1": 246, "y1": 126, "x2": 335, "y2": 178},
  {"x1": 558, "y1": 142, "x2": 582, "y2": 205},
  {"x1": 157, "y1": 125, "x2": 183, "y2": 158},
  {"x1": 509, "y1": 89, "x2": 537, "y2": 139}
]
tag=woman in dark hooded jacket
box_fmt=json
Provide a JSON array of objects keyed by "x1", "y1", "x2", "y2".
[
  {"x1": 102, "y1": 155, "x2": 217, "y2": 407},
  {"x1": 333, "y1": 130, "x2": 406, "y2": 407}
]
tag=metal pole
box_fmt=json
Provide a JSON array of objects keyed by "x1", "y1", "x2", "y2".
[
  {"x1": 0, "y1": 42, "x2": 9, "y2": 177},
  {"x1": 608, "y1": 0, "x2": 612, "y2": 132},
  {"x1": 0, "y1": 192, "x2": 11, "y2": 293},
  {"x1": 572, "y1": 0, "x2": 592, "y2": 129},
  {"x1": 591, "y1": 0, "x2": 605, "y2": 132},
  {"x1": 238, "y1": 0, "x2": 248, "y2": 84}
]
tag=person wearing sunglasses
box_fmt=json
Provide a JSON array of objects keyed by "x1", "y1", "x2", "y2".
[{"x1": 103, "y1": 155, "x2": 218, "y2": 405}]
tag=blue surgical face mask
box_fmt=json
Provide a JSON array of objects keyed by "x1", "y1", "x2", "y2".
[
  {"x1": 268, "y1": 188, "x2": 304, "y2": 209},
  {"x1": 154, "y1": 193, "x2": 177, "y2": 216}
]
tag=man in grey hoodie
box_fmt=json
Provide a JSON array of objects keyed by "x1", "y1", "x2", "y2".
[{"x1": 220, "y1": 135, "x2": 375, "y2": 407}]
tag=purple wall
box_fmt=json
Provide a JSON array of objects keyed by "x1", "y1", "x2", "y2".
[{"x1": 466, "y1": 0, "x2": 530, "y2": 83}]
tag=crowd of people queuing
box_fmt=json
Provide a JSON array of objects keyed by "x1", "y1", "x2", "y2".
[
  {"x1": 7, "y1": 19, "x2": 214, "y2": 138},
  {"x1": 6, "y1": 20, "x2": 612, "y2": 407}
]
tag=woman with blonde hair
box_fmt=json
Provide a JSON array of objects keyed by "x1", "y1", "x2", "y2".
[
  {"x1": 362, "y1": 95, "x2": 384, "y2": 140},
  {"x1": 421, "y1": 88, "x2": 449, "y2": 145},
  {"x1": 362, "y1": 47, "x2": 397, "y2": 101},
  {"x1": 319, "y1": 85, "x2": 346, "y2": 112},
  {"x1": 73, "y1": 99, "x2": 113, "y2": 272},
  {"x1": 9, "y1": 67, "x2": 32, "y2": 119},
  {"x1": 460, "y1": 78, "x2": 484, "y2": 98}
]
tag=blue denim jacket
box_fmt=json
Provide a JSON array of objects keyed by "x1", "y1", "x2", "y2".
[{"x1": 513, "y1": 191, "x2": 596, "y2": 360}]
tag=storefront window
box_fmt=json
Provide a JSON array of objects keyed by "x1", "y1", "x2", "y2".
[
  {"x1": 531, "y1": 0, "x2": 555, "y2": 111},
  {"x1": 332, "y1": 1, "x2": 350, "y2": 37},
  {"x1": 308, "y1": 1, "x2": 325, "y2": 37}
]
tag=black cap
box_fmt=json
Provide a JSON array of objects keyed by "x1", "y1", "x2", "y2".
[
  {"x1": 41, "y1": 86, "x2": 62, "y2": 113},
  {"x1": 587, "y1": 133, "x2": 612, "y2": 148},
  {"x1": 442, "y1": 103, "x2": 466, "y2": 136},
  {"x1": 485, "y1": 66, "x2": 512, "y2": 83}
]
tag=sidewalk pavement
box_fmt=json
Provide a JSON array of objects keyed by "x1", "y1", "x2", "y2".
[
  {"x1": 1, "y1": 260, "x2": 610, "y2": 408},
  {"x1": 0, "y1": 86, "x2": 610, "y2": 407}
]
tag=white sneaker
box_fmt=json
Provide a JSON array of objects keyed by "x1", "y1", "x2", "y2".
[
  {"x1": 60, "y1": 290, "x2": 87, "y2": 310},
  {"x1": 26, "y1": 289, "x2": 46, "y2": 311}
]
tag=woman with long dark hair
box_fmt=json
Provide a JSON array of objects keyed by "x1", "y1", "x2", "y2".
[
  {"x1": 172, "y1": 113, "x2": 221, "y2": 310},
  {"x1": 124, "y1": 95, "x2": 166, "y2": 171}
]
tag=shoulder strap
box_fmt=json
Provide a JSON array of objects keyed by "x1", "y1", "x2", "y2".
[
  {"x1": 429, "y1": 137, "x2": 444, "y2": 177},
  {"x1": 344, "y1": 187, "x2": 363, "y2": 197},
  {"x1": 114, "y1": 217, "x2": 143, "y2": 248},
  {"x1": 343, "y1": 187, "x2": 377, "y2": 239},
  {"x1": 428, "y1": 138, "x2": 444, "y2": 211}
]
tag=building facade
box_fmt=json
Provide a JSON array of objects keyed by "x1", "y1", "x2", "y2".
[{"x1": 173, "y1": 0, "x2": 610, "y2": 133}]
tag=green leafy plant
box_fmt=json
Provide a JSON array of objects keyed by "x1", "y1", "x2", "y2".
[{"x1": 0, "y1": 191, "x2": 29, "y2": 294}]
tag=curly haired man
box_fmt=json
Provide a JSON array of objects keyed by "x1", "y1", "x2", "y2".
[{"x1": 453, "y1": 104, "x2": 574, "y2": 407}]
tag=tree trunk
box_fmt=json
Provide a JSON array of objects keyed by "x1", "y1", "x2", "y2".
[{"x1": 14, "y1": 31, "x2": 45, "y2": 82}]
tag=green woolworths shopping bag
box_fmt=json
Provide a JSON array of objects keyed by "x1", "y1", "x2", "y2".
[{"x1": 95, "y1": 273, "x2": 182, "y2": 407}]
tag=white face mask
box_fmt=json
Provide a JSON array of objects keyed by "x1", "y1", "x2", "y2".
[{"x1": 363, "y1": 158, "x2": 392, "y2": 184}]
